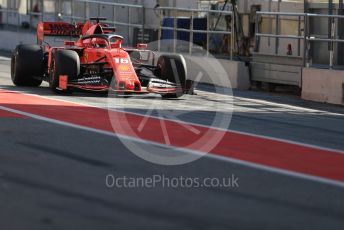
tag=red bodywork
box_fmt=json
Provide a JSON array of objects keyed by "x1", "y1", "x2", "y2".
[{"x1": 36, "y1": 20, "x2": 179, "y2": 94}]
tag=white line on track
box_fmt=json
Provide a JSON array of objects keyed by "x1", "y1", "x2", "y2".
[
  {"x1": 234, "y1": 96, "x2": 344, "y2": 117},
  {"x1": 1, "y1": 103, "x2": 344, "y2": 189},
  {"x1": 0, "y1": 54, "x2": 342, "y2": 115},
  {"x1": 0, "y1": 57, "x2": 11, "y2": 61},
  {"x1": 4, "y1": 88, "x2": 344, "y2": 156}
]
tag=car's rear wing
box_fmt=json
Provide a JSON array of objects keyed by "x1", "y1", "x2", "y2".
[{"x1": 37, "y1": 22, "x2": 84, "y2": 44}]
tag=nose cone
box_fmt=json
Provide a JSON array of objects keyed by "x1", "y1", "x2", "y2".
[
  {"x1": 126, "y1": 81, "x2": 135, "y2": 90},
  {"x1": 125, "y1": 81, "x2": 141, "y2": 91},
  {"x1": 117, "y1": 80, "x2": 141, "y2": 91}
]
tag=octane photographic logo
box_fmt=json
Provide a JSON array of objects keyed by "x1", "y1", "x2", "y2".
[{"x1": 107, "y1": 39, "x2": 233, "y2": 165}]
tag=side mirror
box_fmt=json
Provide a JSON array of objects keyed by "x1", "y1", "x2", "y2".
[
  {"x1": 111, "y1": 43, "x2": 121, "y2": 49},
  {"x1": 137, "y1": 43, "x2": 148, "y2": 50}
]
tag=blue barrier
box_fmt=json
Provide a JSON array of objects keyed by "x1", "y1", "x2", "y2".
[{"x1": 161, "y1": 17, "x2": 207, "y2": 44}]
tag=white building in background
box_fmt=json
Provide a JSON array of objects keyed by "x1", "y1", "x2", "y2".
[
  {"x1": 0, "y1": 0, "x2": 340, "y2": 57},
  {"x1": 0, "y1": 0, "x2": 314, "y2": 29}
]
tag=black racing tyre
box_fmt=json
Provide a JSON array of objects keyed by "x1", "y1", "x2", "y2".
[
  {"x1": 157, "y1": 54, "x2": 187, "y2": 99},
  {"x1": 50, "y1": 50, "x2": 80, "y2": 94},
  {"x1": 11, "y1": 44, "x2": 44, "y2": 87}
]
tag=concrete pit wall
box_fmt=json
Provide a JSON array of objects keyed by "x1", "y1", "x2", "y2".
[
  {"x1": 183, "y1": 55, "x2": 250, "y2": 90},
  {"x1": 302, "y1": 68, "x2": 344, "y2": 105},
  {"x1": 0, "y1": 29, "x2": 37, "y2": 51}
]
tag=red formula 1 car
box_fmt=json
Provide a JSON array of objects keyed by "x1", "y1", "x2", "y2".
[{"x1": 11, "y1": 18, "x2": 192, "y2": 98}]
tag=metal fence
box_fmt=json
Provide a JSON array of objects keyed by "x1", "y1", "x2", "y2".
[
  {"x1": 154, "y1": 6, "x2": 233, "y2": 58},
  {"x1": 3, "y1": 0, "x2": 344, "y2": 68},
  {"x1": 256, "y1": 11, "x2": 344, "y2": 69},
  {"x1": 0, "y1": 8, "x2": 22, "y2": 31},
  {"x1": 0, "y1": 0, "x2": 234, "y2": 57}
]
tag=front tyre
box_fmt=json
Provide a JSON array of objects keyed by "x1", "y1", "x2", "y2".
[
  {"x1": 50, "y1": 50, "x2": 80, "y2": 94},
  {"x1": 11, "y1": 45, "x2": 43, "y2": 87},
  {"x1": 157, "y1": 54, "x2": 187, "y2": 99}
]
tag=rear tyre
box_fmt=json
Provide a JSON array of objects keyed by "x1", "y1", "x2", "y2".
[
  {"x1": 50, "y1": 50, "x2": 80, "y2": 94},
  {"x1": 157, "y1": 54, "x2": 187, "y2": 99},
  {"x1": 11, "y1": 45, "x2": 43, "y2": 87}
]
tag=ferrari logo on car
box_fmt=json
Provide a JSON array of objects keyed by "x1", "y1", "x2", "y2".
[{"x1": 118, "y1": 65, "x2": 130, "y2": 72}]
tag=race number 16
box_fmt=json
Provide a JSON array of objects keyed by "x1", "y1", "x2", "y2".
[{"x1": 114, "y1": 58, "x2": 129, "y2": 64}]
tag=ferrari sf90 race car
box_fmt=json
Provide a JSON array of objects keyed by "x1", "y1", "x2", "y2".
[{"x1": 11, "y1": 18, "x2": 192, "y2": 98}]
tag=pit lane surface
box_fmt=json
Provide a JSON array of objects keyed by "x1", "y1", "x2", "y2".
[{"x1": 1, "y1": 56, "x2": 344, "y2": 230}]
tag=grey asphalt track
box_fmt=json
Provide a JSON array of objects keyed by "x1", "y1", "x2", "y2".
[{"x1": 1, "y1": 56, "x2": 344, "y2": 230}]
